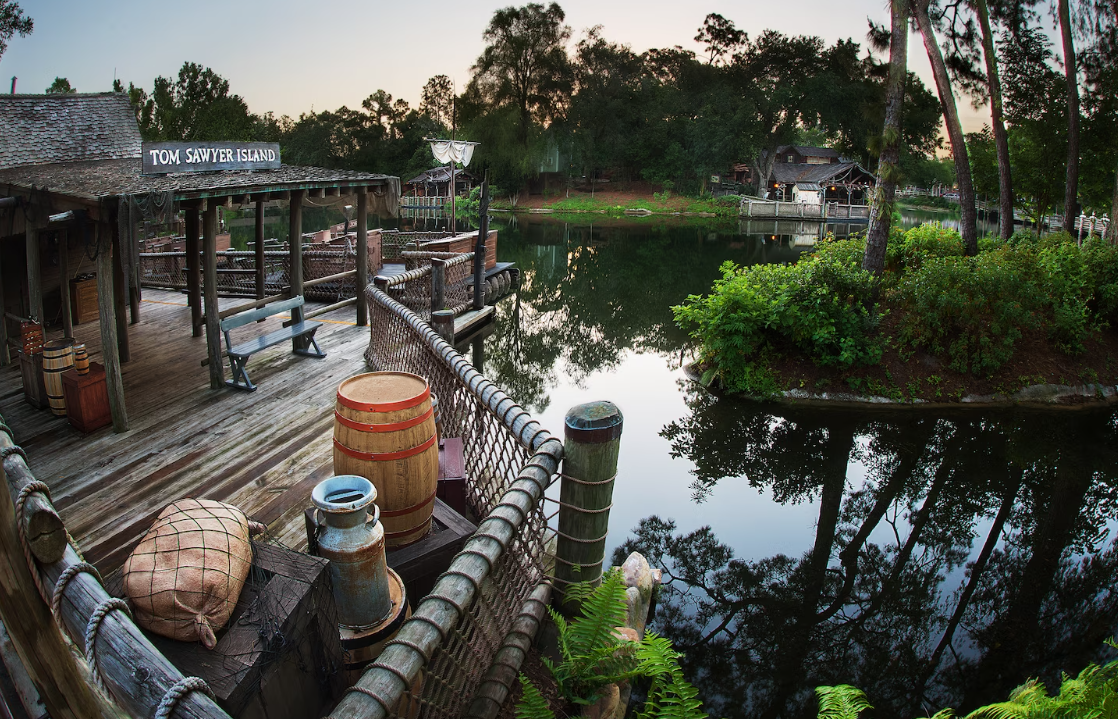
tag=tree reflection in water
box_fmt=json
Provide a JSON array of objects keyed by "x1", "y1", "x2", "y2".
[{"x1": 614, "y1": 386, "x2": 1118, "y2": 719}]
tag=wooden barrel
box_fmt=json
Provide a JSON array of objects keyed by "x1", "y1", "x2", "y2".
[
  {"x1": 333, "y1": 372, "x2": 439, "y2": 547},
  {"x1": 43, "y1": 340, "x2": 75, "y2": 416},
  {"x1": 73, "y1": 344, "x2": 89, "y2": 375}
]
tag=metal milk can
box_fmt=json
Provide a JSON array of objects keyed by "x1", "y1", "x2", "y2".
[{"x1": 311, "y1": 475, "x2": 392, "y2": 628}]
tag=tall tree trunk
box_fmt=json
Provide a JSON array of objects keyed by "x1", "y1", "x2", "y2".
[
  {"x1": 912, "y1": 0, "x2": 980, "y2": 254},
  {"x1": 863, "y1": 0, "x2": 910, "y2": 275},
  {"x1": 1059, "y1": 0, "x2": 1081, "y2": 232},
  {"x1": 975, "y1": 0, "x2": 1015, "y2": 239}
]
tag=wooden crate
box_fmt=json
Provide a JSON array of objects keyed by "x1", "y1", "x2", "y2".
[
  {"x1": 61, "y1": 363, "x2": 111, "y2": 433},
  {"x1": 70, "y1": 277, "x2": 98, "y2": 324},
  {"x1": 420, "y1": 231, "x2": 498, "y2": 270},
  {"x1": 387, "y1": 498, "x2": 476, "y2": 602},
  {"x1": 148, "y1": 542, "x2": 346, "y2": 719},
  {"x1": 17, "y1": 351, "x2": 47, "y2": 409}
]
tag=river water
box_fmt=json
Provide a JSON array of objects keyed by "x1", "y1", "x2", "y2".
[{"x1": 449, "y1": 212, "x2": 1118, "y2": 719}]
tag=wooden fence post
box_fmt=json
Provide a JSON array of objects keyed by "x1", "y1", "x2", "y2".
[
  {"x1": 431, "y1": 258, "x2": 446, "y2": 314},
  {"x1": 473, "y1": 175, "x2": 489, "y2": 311},
  {"x1": 185, "y1": 205, "x2": 202, "y2": 337},
  {"x1": 96, "y1": 223, "x2": 129, "y2": 433},
  {"x1": 431, "y1": 310, "x2": 455, "y2": 344},
  {"x1": 553, "y1": 401, "x2": 623, "y2": 608},
  {"x1": 0, "y1": 462, "x2": 104, "y2": 719},
  {"x1": 203, "y1": 204, "x2": 223, "y2": 389},
  {"x1": 356, "y1": 189, "x2": 369, "y2": 327}
]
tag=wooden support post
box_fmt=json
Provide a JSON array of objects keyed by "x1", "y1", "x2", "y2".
[
  {"x1": 111, "y1": 222, "x2": 130, "y2": 363},
  {"x1": 0, "y1": 248, "x2": 9, "y2": 367},
  {"x1": 356, "y1": 189, "x2": 369, "y2": 326},
  {"x1": 95, "y1": 223, "x2": 129, "y2": 433},
  {"x1": 128, "y1": 227, "x2": 141, "y2": 325},
  {"x1": 473, "y1": 175, "x2": 489, "y2": 311},
  {"x1": 25, "y1": 223, "x2": 42, "y2": 325},
  {"x1": 289, "y1": 190, "x2": 305, "y2": 323},
  {"x1": 0, "y1": 463, "x2": 105, "y2": 719},
  {"x1": 185, "y1": 207, "x2": 202, "y2": 337},
  {"x1": 553, "y1": 401, "x2": 623, "y2": 607},
  {"x1": 203, "y1": 204, "x2": 223, "y2": 389},
  {"x1": 254, "y1": 199, "x2": 265, "y2": 301},
  {"x1": 58, "y1": 231, "x2": 73, "y2": 339},
  {"x1": 431, "y1": 258, "x2": 446, "y2": 314},
  {"x1": 432, "y1": 310, "x2": 455, "y2": 344}
]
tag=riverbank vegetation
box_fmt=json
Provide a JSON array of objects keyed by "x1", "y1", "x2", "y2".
[{"x1": 673, "y1": 224, "x2": 1118, "y2": 401}]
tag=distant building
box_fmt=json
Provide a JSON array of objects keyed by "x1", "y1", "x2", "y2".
[
  {"x1": 404, "y1": 166, "x2": 476, "y2": 197},
  {"x1": 734, "y1": 145, "x2": 876, "y2": 204}
]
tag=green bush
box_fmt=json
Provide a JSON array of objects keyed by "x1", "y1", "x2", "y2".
[
  {"x1": 900, "y1": 224, "x2": 965, "y2": 269},
  {"x1": 673, "y1": 238, "x2": 881, "y2": 395}
]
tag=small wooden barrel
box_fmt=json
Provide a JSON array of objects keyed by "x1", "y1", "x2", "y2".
[
  {"x1": 72, "y1": 344, "x2": 89, "y2": 375},
  {"x1": 42, "y1": 340, "x2": 75, "y2": 416},
  {"x1": 333, "y1": 372, "x2": 439, "y2": 547}
]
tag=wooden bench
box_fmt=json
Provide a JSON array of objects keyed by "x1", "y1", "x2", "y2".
[{"x1": 221, "y1": 295, "x2": 326, "y2": 391}]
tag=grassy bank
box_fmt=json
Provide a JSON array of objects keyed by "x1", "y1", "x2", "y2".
[
  {"x1": 897, "y1": 196, "x2": 958, "y2": 212},
  {"x1": 490, "y1": 192, "x2": 743, "y2": 217},
  {"x1": 674, "y1": 224, "x2": 1118, "y2": 402}
]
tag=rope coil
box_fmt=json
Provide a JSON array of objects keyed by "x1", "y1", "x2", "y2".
[
  {"x1": 85, "y1": 598, "x2": 132, "y2": 692},
  {"x1": 52, "y1": 562, "x2": 103, "y2": 618},
  {"x1": 154, "y1": 676, "x2": 215, "y2": 719},
  {"x1": 15, "y1": 480, "x2": 51, "y2": 604}
]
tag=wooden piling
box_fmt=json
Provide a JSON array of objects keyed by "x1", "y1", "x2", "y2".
[
  {"x1": 554, "y1": 401, "x2": 623, "y2": 605},
  {"x1": 185, "y1": 206, "x2": 202, "y2": 337},
  {"x1": 431, "y1": 258, "x2": 446, "y2": 314},
  {"x1": 0, "y1": 461, "x2": 104, "y2": 719},
  {"x1": 289, "y1": 190, "x2": 305, "y2": 323},
  {"x1": 254, "y1": 199, "x2": 266, "y2": 303},
  {"x1": 111, "y1": 221, "x2": 130, "y2": 363},
  {"x1": 96, "y1": 223, "x2": 129, "y2": 433},
  {"x1": 203, "y1": 204, "x2": 223, "y2": 389},
  {"x1": 25, "y1": 224, "x2": 42, "y2": 325},
  {"x1": 356, "y1": 189, "x2": 368, "y2": 327},
  {"x1": 432, "y1": 310, "x2": 455, "y2": 344},
  {"x1": 0, "y1": 250, "x2": 8, "y2": 366},
  {"x1": 58, "y1": 231, "x2": 73, "y2": 339},
  {"x1": 473, "y1": 175, "x2": 489, "y2": 311}
]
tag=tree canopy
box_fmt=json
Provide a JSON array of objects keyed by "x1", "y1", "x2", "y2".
[{"x1": 0, "y1": 0, "x2": 31, "y2": 62}]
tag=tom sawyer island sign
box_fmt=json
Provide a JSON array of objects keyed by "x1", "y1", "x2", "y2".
[{"x1": 142, "y1": 141, "x2": 281, "y2": 175}]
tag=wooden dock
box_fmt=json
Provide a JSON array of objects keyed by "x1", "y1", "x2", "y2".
[{"x1": 0, "y1": 289, "x2": 372, "y2": 575}]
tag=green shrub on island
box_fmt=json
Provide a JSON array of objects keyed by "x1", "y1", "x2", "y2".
[{"x1": 674, "y1": 224, "x2": 1118, "y2": 397}]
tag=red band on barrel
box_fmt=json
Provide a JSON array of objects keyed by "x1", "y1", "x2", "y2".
[
  {"x1": 383, "y1": 516, "x2": 434, "y2": 544},
  {"x1": 334, "y1": 407, "x2": 434, "y2": 433},
  {"x1": 336, "y1": 384, "x2": 430, "y2": 413},
  {"x1": 379, "y1": 487, "x2": 438, "y2": 518},
  {"x1": 333, "y1": 434, "x2": 437, "y2": 462}
]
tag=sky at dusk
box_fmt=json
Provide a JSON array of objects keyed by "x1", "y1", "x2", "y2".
[{"x1": 3, "y1": 0, "x2": 989, "y2": 135}]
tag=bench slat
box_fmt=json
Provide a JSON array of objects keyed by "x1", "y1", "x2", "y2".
[
  {"x1": 220, "y1": 296, "x2": 306, "y2": 331},
  {"x1": 228, "y1": 321, "x2": 322, "y2": 358}
]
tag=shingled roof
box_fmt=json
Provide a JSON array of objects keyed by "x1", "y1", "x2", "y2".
[
  {"x1": 770, "y1": 161, "x2": 874, "y2": 185},
  {"x1": 0, "y1": 93, "x2": 142, "y2": 170}
]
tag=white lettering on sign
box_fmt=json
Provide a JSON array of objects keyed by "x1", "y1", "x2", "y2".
[{"x1": 142, "y1": 142, "x2": 280, "y2": 174}]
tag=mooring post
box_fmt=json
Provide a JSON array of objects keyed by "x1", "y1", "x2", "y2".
[
  {"x1": 431, "y1": 257, "x2": 447, "y2": 314},
  {"x1": 473, "y1": 173, "x2": 489, "y2": 310},
  {"x1": 432, "y1": 310, "x2": 455, "y2": 344},
  {"x1": 554, "y1": 401, "x2": 623, "y2": 609}
]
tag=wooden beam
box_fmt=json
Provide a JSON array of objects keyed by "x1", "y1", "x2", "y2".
[
  {"x1": 288, "y1": 190, "x2": 305, "y2": 323},
  {"x1": 356, "y1": 188, "x2": 368, "y2": 327},
  {"x1": 184, "y1": 206, "x2": 202, "y2": 337},
  {"x1": 96, "y1": 222, "x2": 128, "y2": 432},
  {"x1": 0, "y1": 248, "x2": 8, "y2": 366},
  {"x1": 59, "y1": 231, "x2": 73, "y2": 339},
  {"x1": 307, "y1": 188, "x2": 325, "y2": 199},
  {"x1": 0, "y1": 460, "x2": 105, "y2": 719},
  {"x1": 325, "y1": 187, "x2": 340, "y2": 197},
  {"x1": 255, "y1": 200, "x2": 265, "y2": 302},
  {"x1": 203, "y1": 204, "x2": 223, "y2": 389},
  {"x1": 111, "y1": 222, "x2": 130, "y2": 363},
  {"x1": 25, "y1": 223, "x2": 42, "y2": 325}
]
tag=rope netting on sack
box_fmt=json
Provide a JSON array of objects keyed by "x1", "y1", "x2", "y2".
[{"x1": 330, "y1": 285, "x2": 564, "y2": 719}]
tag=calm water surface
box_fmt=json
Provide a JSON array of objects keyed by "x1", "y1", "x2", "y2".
[{"x1": 459, "y1": 214, "x2": 1118, "y2": 719}]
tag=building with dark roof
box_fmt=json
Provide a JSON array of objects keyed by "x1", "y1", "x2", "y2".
[
  {"x1": 0, "y1": 92, "x2": 400, "y2": 430},
  {"x1": 404, "y1": 166, "x2": 476, "y2": 197},
  {"x1": 762, "y1": 145, "x2": 875, "y2": 204}
]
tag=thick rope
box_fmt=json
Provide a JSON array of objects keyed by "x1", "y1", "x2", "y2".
[
  {"x1": 154, "y1": 676, "x2": 215, "y2": 719},
  {"x1": 14, "y1": 480, "x2": 51, "y2": 604},
  {"x1": 85, "y1": 598, "x2": 132, "y2": 693},
  {"x1": 52, "y1": 562, "x2": 103, "y2": 619},
  {"x1": 559, "y1": 472, "x2": 617, "y2": 487}
]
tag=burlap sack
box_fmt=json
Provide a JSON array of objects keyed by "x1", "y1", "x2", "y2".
[{"x1": 123, "y1": 499, "x2": 263, "y2": 648}]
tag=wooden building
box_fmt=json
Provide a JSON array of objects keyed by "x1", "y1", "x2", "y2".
[
  {"x1": 765, "y1": 145, "x2": 875, "y2": 204},
  {"x1": 403, "y1": 165, "x2": 476, "y2": 197},
  {"x1": 0, "y1": 92, "x2": 399, "y2": 432}
]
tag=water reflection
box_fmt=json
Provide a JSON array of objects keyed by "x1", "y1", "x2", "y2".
[{"x1": 616, "y1": 389, "x2": 1118, "y2": 719}]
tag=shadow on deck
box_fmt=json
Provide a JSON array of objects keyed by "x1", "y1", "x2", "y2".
[{"x1": 0, "y1": 289, "x2": 371, "y2": 575}]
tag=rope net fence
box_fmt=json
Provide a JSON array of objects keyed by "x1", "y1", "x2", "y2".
[{"x1": 344, "y1": 284, "x2": 563, "y2": 719}]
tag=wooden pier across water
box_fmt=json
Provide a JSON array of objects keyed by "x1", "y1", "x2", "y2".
[{"x1": 0, "y1": 289, "x2": 372, "y2": 575}]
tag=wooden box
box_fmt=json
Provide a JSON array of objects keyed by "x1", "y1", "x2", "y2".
[
  {"x1": 387, "y1": 498, "x2": 477, "y2": 602},
  {"x1": 149, "y1": 542, "x2": 346, "y2": 719},
  {"x1": 17, "y1": 351, "x2": 47, "y2": 409},
  {"x1": 70, "y1": 277, "x2": 98, "y2": 324},
  {"x1": 436, "y1": 438, "x2": 469, "y2": 517},
  {"x1": 61, "y1": 363, "x2": 111, "y2": 433}
]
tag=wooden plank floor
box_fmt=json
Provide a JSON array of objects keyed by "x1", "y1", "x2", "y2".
[{"x1": 0, "y1": 289, "x2": 372, "y2": 575}]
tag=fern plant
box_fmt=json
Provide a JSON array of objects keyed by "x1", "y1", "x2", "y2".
[
  {"x1": 517, "y1": 569, "x2": 707, "y2": 719},
  {"x1": 815, "y1": 685, "x2": 874, "y2": 719}
]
